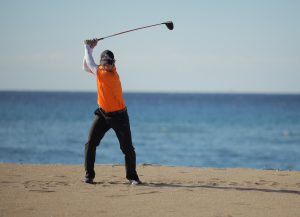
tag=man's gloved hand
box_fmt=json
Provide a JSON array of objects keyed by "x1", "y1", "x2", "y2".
[{"x1": 84, "y1": 38, "x2": 98, "y2": 49}]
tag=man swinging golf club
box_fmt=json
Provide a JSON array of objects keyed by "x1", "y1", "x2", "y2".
[
  {"x1": 82, "y1": 39, "x2": 142, "y2": 185},
  {"x1": 82, "y1": 21, "x2": 173, "y2": 185}
]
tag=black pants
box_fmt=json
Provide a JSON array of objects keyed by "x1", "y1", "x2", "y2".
[{"x1": 84, "y1": 108, "x2": 139, "y2": 181}]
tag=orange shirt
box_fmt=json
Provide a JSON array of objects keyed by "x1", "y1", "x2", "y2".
[{"x1": 96, "y1": 65, "x2": 126, "y2": 112}]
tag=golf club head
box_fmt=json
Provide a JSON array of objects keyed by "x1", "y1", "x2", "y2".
[{"x1": 164, "y1": 21, "x2": 174, "y2": 30}]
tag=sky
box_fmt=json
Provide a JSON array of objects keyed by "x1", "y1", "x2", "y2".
[{"x1": 0, "y1": 0, "x2": 299, "y2": 93}]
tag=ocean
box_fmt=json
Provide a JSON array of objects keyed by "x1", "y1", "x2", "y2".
[{"x1": 0, "y1": 91, "x2": 299, "y2": 170}]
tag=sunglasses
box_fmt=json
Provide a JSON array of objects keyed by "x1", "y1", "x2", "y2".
[{"x1": 100, "y1": 59, "x2": 116, "y2": 65}]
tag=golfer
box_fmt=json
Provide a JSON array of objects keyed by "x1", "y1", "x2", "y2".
[{"x1": 82, "y1": 39, "x2": 141, "y2": 185}]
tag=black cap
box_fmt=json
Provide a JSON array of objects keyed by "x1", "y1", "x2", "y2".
[{"x1": 100, "y1": 50, "x2": 115, "y2": 65}]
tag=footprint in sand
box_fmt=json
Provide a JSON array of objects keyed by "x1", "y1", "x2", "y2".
[
  {"x1": 54, "y1": 175, "x2": 67, "y2": 178},
  {"x1": 208, "y1": 182, "x2": 218, "y2": 186},
  {"x1": 23, "y1": 180, "x2": 70, "y2": 192},
  {"x1": 0, "y1": 181, "x2": 16, "y2": 185},
  {"x1": 107, "y1": 181, "x2": 122, "y2": 185},
  {"x1": 244, "y1": 181, "x2": 252, "y2": 186},
  {"x1": 254, "y1": 180, "x2": 269, "y2": 185},
  {"x1": 207, "y1": 178, "x2": 227, "y2": 186},
  {"x1": 228, "y1": 182, "x2": 239, "y2": 186},
  {"x1": 209, "y1": 178, "x2": 221, "y2": 181},
  {"x1": 184, "y1": 189, "x2": 194, "y2": 192},
  {"x1": 0, "y1": 180, "x2": 20, "y2": 189},
  {"x1": 105, "y1": 194, "x2": 128, "y2": 198},
  {"x1": 271, "y1": 182, "x2": 279, "y2": 187},
  {"x1": 135, "y1": 190, "x2": 161, "y2": 195}
]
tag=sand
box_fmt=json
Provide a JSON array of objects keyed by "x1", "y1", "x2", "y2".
[{"x1": 1, "y1": 163, "x2": 300, "y2": 217}]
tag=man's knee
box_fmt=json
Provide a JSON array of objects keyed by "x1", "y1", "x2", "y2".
[
  {"x1": 120, "y1": 143, "x2": 135, "y2": 155},
  {"x1": 85, "y1": 140, "x2": 99, "y2": 150}
]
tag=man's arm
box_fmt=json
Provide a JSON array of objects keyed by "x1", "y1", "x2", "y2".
[
  {"x1": 83, "y1": 40, "x2": 98, "y2": 75},
  {"x1": 83, "y1": 57, "x2": 94, "y2": 74}
]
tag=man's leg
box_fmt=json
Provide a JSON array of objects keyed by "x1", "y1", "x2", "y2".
[
  {"x1": 112, "y1": 111, "x2": 140, "y2": 181},
  {"x1": 84, "y1": 109, "x2": 109, "y2": 181}
]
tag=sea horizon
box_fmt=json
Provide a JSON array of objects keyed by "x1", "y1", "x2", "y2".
[{"x1": 0, "y1": 89, "x2": 300, "y2": 96}]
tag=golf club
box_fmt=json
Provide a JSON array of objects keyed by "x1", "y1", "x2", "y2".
[{"x1": 93, "y1": 21, "x2": 174, "y2": 41}]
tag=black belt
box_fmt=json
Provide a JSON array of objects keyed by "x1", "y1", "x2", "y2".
[{"x1": 99, "y1": 107, "x2": 127, "y2": 116}]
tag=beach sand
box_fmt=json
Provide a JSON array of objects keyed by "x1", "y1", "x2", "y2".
[{"x1": 1, "y1": 163, "x2": 300, "y2": 217}]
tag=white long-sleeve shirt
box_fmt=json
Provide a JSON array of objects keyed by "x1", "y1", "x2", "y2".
[{"x1": 82, "y1": 44, "x2": 98, "y2": 75}]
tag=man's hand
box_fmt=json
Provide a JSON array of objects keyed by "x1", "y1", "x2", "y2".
[{"x1": 84, "y1": 38, "x2": 98, "y2": 49}]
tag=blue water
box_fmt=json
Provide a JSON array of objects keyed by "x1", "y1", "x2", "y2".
[{"x1": 0, "y1": 91, "x2": 299, "y2": 170}]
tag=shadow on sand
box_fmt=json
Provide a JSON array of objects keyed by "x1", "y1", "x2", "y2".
[
  {"x1": 142, "y1": 182, "x2": 300, "y2": 196},
  {"x1": 89, "y1": 180, "x2": 300, "y2": 196}
]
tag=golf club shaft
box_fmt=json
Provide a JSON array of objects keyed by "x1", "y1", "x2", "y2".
[{"x1": 96, "y1": 22, "x2": 169, "y2": 41}]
